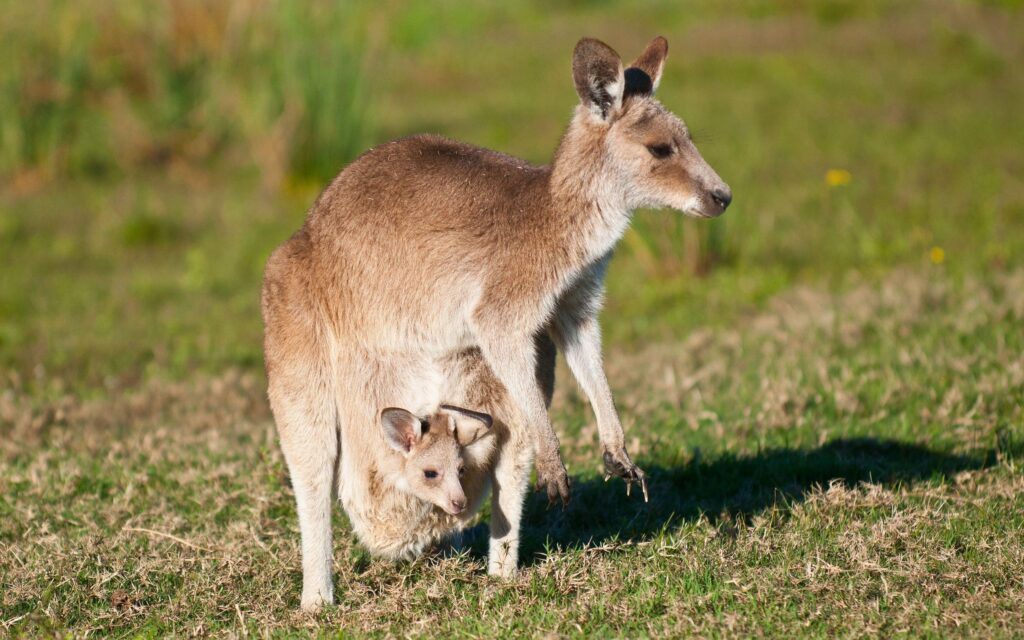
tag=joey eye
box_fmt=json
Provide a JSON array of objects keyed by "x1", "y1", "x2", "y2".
[
  {"x1": 458, "y1": 466, "x2": 466, "y2": 478},
  {"x1": 646, "y1": 143, "x2": 673, "y2": 160},
  {"x1": 423, "y1": 469, "x2": 438, "y2": 480}
]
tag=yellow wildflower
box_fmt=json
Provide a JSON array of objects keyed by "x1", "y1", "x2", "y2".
[
  {"x1": 825, "y1": 169, "x2": 852, "y2": 187},
  {"x1": 930, "y1": 246, "x2": 945, "y2": 265}
]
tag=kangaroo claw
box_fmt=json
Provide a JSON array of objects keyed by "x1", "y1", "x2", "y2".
[{"x1": 603, "y1": 448, "x2": 649, "y2": 502}]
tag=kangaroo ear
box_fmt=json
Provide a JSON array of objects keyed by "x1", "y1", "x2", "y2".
[
  {"x1": 572, "y1": 37, "x2": 624, "y2": 120},
  {"x1": 440, "y1": 404, "x2": 493, "y2": 447},
  {"x1": 380, "y1": 408, "x2": 423, "y2": 454},
  {"x1": 625, "y1": 36, "x2": 668, "y2": 97}
]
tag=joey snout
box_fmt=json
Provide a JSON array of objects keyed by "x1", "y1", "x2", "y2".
[
  {"x1": 442, "y1": 481, "x2": 468, "y2": 515},
  {"x1": 447, "y1": 496, "x2": 467, "y2": 515}
]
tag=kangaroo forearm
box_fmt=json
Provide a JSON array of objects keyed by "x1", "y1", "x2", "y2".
[
  {"x1": 568, "y1": 354, "x2": 624, "y2": 450},
  {"x1": 554, "y1": 315, "x2": 627, "y2": 452},
  {"x1": 500, "y1": 363, "x2": 563, "y2": 462},
  {"x1": 475, "y1": 329, "x2": 566, "y2": 483}
]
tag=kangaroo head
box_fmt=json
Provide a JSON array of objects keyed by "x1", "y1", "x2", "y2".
[
  {"x1": 379, "y1": 405, "x2": 493, "y2": 515},
  {"x1": 565, "y1": 36, "x2": 731, "y2": 218}
]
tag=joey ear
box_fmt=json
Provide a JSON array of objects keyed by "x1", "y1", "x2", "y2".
[
  {"x1": 439, "y1": 404, "x2": 493, "y2": 447},
  {"x1": 572, "y1": 37, "x2": 624, "y2": 120},
  {"x1": 380, "y1": 408, "x2": 423, "y2": 454},
  {"x1": 624, "y1": 36, "x2": 668, "y2": 97}
]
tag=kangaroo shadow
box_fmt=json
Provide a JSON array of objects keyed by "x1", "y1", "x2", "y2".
[{"x1": 505, "y1": 437, "x2": 1000, "y2": 565}]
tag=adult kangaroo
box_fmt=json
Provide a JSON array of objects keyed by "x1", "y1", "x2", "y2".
[{"x1": 262, "y1": 35, "x2": 731, "y2": 609}]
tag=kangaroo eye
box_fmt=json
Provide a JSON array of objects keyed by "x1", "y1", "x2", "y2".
[
  {"x1": 423, "y1": 470, "x2": 438, "y2": 479},
  {"x1": 646, "y1": 143, "x2": 673, "y2": 159},
  {"x1": 458, "y1": 466, "x2": 466, "y2": 477}
]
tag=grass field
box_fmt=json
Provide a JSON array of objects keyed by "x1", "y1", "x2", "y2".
[{"x1": 2, "y1": 0, "x2": 1023, "y2": 636}]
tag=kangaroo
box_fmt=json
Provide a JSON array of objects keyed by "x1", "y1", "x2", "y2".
[
  {"x1": 337, "y1": 334, "x2": 554, "y2": 572},
  {"x1": 350, "y1": 404, "x2": 497, "y2": 561},
  {"x1": 262, "y1": 35, "x2": 731, "y2": 609},
  {"x1": 355, "y1": 335, "x2": 555, "y2": 565}
]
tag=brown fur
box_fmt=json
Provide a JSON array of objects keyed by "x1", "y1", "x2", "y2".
[{"x1": 262, "y1": 36, "x2": 731, "y2": 609}]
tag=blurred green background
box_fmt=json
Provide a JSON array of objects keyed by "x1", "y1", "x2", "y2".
[{"x1": 1, "y1": 0, "x2": 1022, "y2": 394}]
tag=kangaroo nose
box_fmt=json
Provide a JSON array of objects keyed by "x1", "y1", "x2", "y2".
[
  {"x1": 450, "y1": 498, "x2": 466, "y2": 513},
  {"x1": 711, "y1": 187, "x2": 732, "y2": 211}
]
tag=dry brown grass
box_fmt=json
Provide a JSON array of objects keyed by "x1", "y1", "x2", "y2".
[{"x1": 2, "y1": 266, "x2": 1022, "y2": 636}]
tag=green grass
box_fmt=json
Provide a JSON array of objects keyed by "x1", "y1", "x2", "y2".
[
  {"x1": 2, "y1": 0, "x2": 1023, "y2": 636},
  {"x1": 0, "y1": 0, "x2": 367, "y2": 183}
]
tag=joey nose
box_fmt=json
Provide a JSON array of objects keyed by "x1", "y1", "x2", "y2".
[
  {"x1": 450, "y1": 498, "x2": 466, "y2": 514},
  {"x1": 711, "y1": 187, "x2": 732, "y2": 211}
]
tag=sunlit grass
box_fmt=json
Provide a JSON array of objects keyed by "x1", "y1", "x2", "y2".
[{"x1": 1, "y1": 1, "x2": 1024, "y2": 635}]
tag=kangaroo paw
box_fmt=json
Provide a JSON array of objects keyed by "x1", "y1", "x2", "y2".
[
  {"x1": 603, "y1": 448, "x2": 648, "y2": 502},
  {"x1": 534, "y1": 454, "x2": 571, "y2": 507}
]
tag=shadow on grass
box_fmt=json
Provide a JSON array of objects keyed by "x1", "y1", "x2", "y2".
[{"x1": 507, "y1": 437, "x2": 1002, "y2": 564}]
